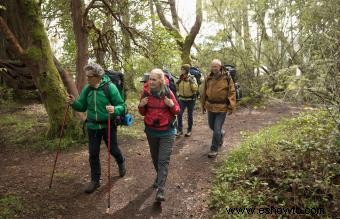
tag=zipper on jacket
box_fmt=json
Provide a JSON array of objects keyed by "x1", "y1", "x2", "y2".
[{"x1": 94, "y1": 90, "x2": 102, "y2": 129}]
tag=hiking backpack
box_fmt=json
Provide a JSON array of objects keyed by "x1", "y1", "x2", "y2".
[
  {"x1": 223, "y1": 65, "x2": 242, "y2": 101},
  {"x1": 189, "y1": 66, "x2": 202, "y2": 85},
  {"x1": 85, "y1": 70, "x2": 133, "y2": 126},
  {"x1": 163, "y1": 69, "x2": 178, "y2": 98}
]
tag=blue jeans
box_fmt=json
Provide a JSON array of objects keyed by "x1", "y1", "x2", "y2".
[
  {"x1": 88, "y1": 126, "x2": 124, "y2": 182},
  {"x1": 208, "y1": 112, "x2": 226, "y2": 152},
  {"x1": 178, "y1": 99, "x2": 196, "y2": 132}
]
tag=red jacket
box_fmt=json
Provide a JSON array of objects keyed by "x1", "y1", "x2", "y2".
[{"x1": 138, "y1": 84, "x2": 180, "y2": 131}]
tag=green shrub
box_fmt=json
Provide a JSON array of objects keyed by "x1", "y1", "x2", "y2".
[{"x1": 210, "y1": 110, "x2": 339, "y2": 218}]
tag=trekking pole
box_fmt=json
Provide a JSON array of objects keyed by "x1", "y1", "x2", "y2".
[
  {"x1": 49, "y1": 104, "x2": 70, "y2": 189},
  {"x1": 106, "y1": 113, "x2": 111, "y2": 213}
]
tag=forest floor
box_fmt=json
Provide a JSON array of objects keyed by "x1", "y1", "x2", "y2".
[{"x1": 0, "y1": 101, "x2": 304, "y2": 218}]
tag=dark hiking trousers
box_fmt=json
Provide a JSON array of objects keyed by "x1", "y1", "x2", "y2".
[
  {"x1": 178, "y1": 99, "x2": 196, "y2": 132},
  {"x1": 146, "y1": 134, "x2": 175, "y2": 189},
  {"x1": 88, "y1": 126, "x2": 124, "y2": 182},
  {"x1": 208, "y1": 112, "x2": 226, "y2": 152}
]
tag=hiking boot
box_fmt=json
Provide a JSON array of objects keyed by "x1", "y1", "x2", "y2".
[
  {"x1": 155, "y1": 188, "x2": 165, "y2": 202},
  {"x1": 118, "y1": 160, "x2": 126, "y2": 177},
  {"x1": 184, "y1": 131, "x2": 192, "y2": 137},
  {"x1": 208, "y1": 150, "x2": 218, "y2": 158},
  {"x1": 219, "y1": 130, "x2": 225, "y2": 147},
  {"x1": 176, "y1": 130, "x2": 183, "y2": 137},
  {"x1": 84, "y1": 181, "x2": 100, "y2": 194}
]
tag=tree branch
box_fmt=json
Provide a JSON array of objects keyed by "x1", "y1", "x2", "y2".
[
  {"x1": 0, "y1": 16, "x2": 25, "y2": 56},
  {"x1": 153, "y1": 0, "x2": 183, "y2": 46},
  {"x1": 169, "y1": 0, "x2": 179, "y2": 29},
  {"x1": 183, "y1": 0, "x2": 202, "y2": 52},
  {"x1": 100, "y1": 0, "x2": 149, "y2": 53}
]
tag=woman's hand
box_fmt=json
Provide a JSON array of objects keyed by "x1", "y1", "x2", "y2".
[
  {"x1": 164, "y1": 97, "x2": 174, "y2": 108},
  {"x1": 139, "y1": 97, "x2": 149, "y2": 107}
]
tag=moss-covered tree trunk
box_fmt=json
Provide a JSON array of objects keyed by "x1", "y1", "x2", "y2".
[{"x1": 0, "y1": 0, "x2": 78, "y2": 138}]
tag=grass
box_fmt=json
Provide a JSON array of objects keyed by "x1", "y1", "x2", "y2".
[
  {"x1": 0, "y1": 103, "x2": 86, "y2": 151},
  {"x1": 118, "y1": 93, "x2": 145, "y2": 139},
  {"x1": 210, "y1": 110, "x2": 339, "y2": 218},
  {"x1": 0, "y1": 195, "x2": 24, "y2": 219}
]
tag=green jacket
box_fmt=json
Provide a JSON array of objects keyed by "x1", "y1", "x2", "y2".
[{"x1": 71, "y1": 75, "x2": 126, "y2": 129}]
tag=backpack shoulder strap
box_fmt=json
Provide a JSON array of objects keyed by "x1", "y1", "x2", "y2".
[{"x1": 102, "y1": 82, "x2": 113, "y2": 104}]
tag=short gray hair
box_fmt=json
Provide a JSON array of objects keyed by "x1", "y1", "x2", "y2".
[
  {"x1": 211, "y1": 59, "x2": 222, "y2": 66},
  {"x1": 84, "y1": 62, "x2": 105, "y2": 78}
]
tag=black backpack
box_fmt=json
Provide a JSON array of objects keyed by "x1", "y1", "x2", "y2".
[
  {"x1": 223, "y1": 65, "x2": 242, "y2": 101},
  {"x1": 189, "y1": 66, "x2": 202, "y2": 85},
  {"x1": 163, "y1": 69, "x2": 178, "y2": 97}
]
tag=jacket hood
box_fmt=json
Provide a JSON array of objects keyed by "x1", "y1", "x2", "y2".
[{"x1": 98, "y1": 74, "x2": 110, "y2": 88}]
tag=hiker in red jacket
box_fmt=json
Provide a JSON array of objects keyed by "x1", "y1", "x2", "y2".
[{"x1": 138, "y1": 68, "x2": 180, "y2": 202}]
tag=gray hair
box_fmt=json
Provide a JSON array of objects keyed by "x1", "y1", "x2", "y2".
[
  {"x1": 84, "y1": 62, "x2": 105, "y2": 78},
  {"x1": 211, "y1": 59, "x2": 222, "y2": 66}
]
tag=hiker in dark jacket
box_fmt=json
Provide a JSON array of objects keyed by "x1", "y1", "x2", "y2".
[
  {"x1": 138, "y1": 68, "x2": 180, "y2": 202},
  {"x1": 67, "y1": 62, "x2": 126, "y2": 194},
  {"x1": 200, "y1": 59, "x2": 236, "y2": 158},
  {"x1": 176, "y1": 64, "x2": 198, "y2": 137}
]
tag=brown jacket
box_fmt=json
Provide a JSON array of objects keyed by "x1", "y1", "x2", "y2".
[{"x1": 200, "y1": 71, "x2": 236, "y2": 113}]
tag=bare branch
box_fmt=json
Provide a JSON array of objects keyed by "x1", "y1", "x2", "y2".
[
  {"x1": 183, "y1": 0, "x2": 202, "y2": 52},
  {"x1": 100, "y1": 0, "x2": 149, "y2": 53},
  {"x1": 169, "y1": 0, "x2": 179, "y2": 29},
  {"x1": 153, "y1": 0, "x2": 183, "y2": 46}
]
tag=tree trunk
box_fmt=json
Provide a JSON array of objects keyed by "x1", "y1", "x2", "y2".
[
  {"x1": 121, "y1": 0, "x2": 136, "y2": 93},
  {"x1": 70, "y1": 0, "x2": 88, "y2": 92},
  {"x1": 53, "y1": 56, "x2": 78, "y2": 98},
  {"x1": 0, "y1": 0, "x2": 79, "y2": 138}
]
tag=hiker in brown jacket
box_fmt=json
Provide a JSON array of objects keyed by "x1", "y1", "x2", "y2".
[{"x1": 200, "y1": 59, "x2": 236, "y2": 158}]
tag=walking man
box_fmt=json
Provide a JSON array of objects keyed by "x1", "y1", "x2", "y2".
[
  {"x1": 176, "y1": 64, "x2": 198, "y2": 137},
  {"x1": 200, "y1": 59, "x2": 236, "y2": 158},
  {"x1": 67, "y1": 62, "x2": 126, "y2": 193}
]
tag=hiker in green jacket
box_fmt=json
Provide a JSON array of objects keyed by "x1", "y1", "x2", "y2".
[{"x1": 67, "y1": 62, "x2": 126, "y2": 194}]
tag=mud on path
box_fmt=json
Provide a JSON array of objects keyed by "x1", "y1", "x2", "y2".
[{"x1": 0, "y1": 103, "x2": 302, "y2": 218}]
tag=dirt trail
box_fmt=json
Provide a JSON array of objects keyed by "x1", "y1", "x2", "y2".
[{"x1": 0, "y1": 103, "x2": 302, "y2": 218}]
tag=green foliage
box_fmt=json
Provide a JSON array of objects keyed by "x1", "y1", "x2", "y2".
[
  {"x1": 201, "y1": 0, "x2": 340, "y2": 107},
  {"x1": 0, "y1": 195, "x2": 23, "y2": 219},
  {"x1": 42, "y1": 0, "x2": 76, "y2": 67},
  {"x1": 210, "y1": 110, "x2": 339, "y2": 218},
  {"x1": 134, "y1": 25, "x2": 181, "y2": 76}
]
